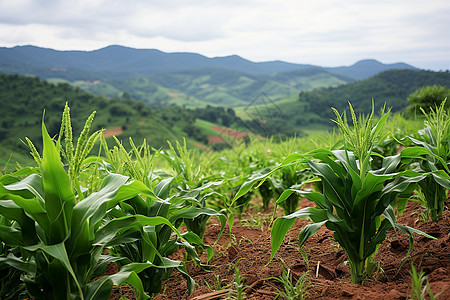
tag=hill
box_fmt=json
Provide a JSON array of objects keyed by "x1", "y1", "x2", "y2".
[
  {"x1": 0, "y1": 46, "x2": 417, "y2": 108},
  {"x1": 302, "y1": 69, "x2": 450, "y2": 119},
  {"x1": 237, "y1": 69, "x2": 450, "y2": 133},
  {"x1": 1, "y1": 73, "x2": 290, "y2": 167},
  {"x1": 0, "y1": 45, "x2": 313, "y2": 78},
  {"x1": 325, "y1": 59, "x2": 417, "y2": 81},
  {"x1": 0, "y1": 46, "x2": 354, "y2": 107},
  {"x1": 0, "y1": 73, "x2": 210, "y2": 165},
  {"x1": 0, "y1": 45, "x2": 416, "y2": 80},
  {"x1": 47, "y1": 66, "x2": 351, "y2": 108}
]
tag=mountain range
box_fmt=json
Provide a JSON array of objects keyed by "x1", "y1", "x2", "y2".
[
  {"x1": 0, "y1": 45, "x2": 417, "y2": 107},
  {"x1": 0, "y1": 45, "x2": 415, "y2": 79}
]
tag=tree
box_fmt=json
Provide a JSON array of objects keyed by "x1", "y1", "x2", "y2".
[{"x1": 407, "y1": 85, "x2": 450, "y2": 114}]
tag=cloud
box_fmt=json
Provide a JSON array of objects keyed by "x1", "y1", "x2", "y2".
[{"x1": 0, "y1": 0, "x2": 449, "y2": 69}]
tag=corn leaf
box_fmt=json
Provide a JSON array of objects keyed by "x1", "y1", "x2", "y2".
[{"x1": 41, "y1": 121, "x2": 76, "y2": 244}]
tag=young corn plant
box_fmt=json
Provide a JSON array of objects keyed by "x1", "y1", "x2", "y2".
[
  {"x1": 100, "y1": 135, "x2": 156, "y2": 188},
  {"x1": 270, "y1": 103, "x2": 436, "y2": 284},
  {"x1": 0, "y1": 121, "x2": 182, "y2": 299},
  {"x1": 101, "y1": 138, "x2": 225, "y2": 296},
  {"x1": 401, "y1": 100, "x2": 450, "y2": 221},
  {"x1": 271, "y1": 166, "x2": 312, "y2": 215},
  {"x1": 157, "y1": 140, "x2": 227, "y2": 240},
  {"x1": 108, "y1": 182, "x2": 214, "y2": 297},
  {"x1": 247, "y1": 139, "x2": 279, "y2": 211},
  {"x1": 233, "y1": 138, "x2": 312, "y2": 217}
]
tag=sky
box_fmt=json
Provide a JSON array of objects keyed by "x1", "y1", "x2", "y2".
[{"x1": 0, "y1": 0, "x2": 449, "y2": 71}]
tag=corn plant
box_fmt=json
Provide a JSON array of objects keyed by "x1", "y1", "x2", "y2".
[
  {"x1": 108, "y1": 191, "x2": 205, "y2": 296},
  {"x1": 0, "y1": 214, "x2": 25, "y2": 299},
  {"x1": 247, "y1": 139, "x2": 280, "y2": 211},
  {"x1": 401, "y1": 100, "x2": 450, "y2": 221},
  {"x1": 100, "y1": 136, "x2": 156, "y2": 188},
  {"x1": 270, "y1": 103, "x2": 436, "y2": 284},
  {"x1": 0, "y1": 121, "x2": 184, "y2": 299},
  {"x1": 271, "y1": 166, "x2": 312, "y2": 215},
  {"x1": 233, "y1": 138, "x2": 312, "y2": 216},
  {"x1": 157, "y1": 140, "x2": 226, "y2": 239},
  {"x1": 24, "y1": 103, "x2": 103, "y2": 199},
  {"x1": 101, "y1": 138, "x2": 225, "y2": 296}
]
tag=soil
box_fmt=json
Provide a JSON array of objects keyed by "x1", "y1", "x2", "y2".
[
  {"x1": 110, "y1": 198, "x2": 450, "y2": 300},
  {"x1": 103, "y1": 127, "x2": 124, "y2": 138},
  {"x1": 208, "y1": 136, "x2": 228, "y2": 145},
  {"x1": 210, "y1": 126, "x2": 250, "y2": 140},
  {"x1": 193, "y1": 141, "x2": 214, "y2": 152}
]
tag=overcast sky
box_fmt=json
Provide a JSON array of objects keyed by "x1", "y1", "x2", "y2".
[{"x1": 0, "y1": 0, "x2": 449, "y2": 70}]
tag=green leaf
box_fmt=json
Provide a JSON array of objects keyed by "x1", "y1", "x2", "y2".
[
  {"x1": 170, "y1": 206, "x2": 226, "y2": 242},
  {"x1": 108, "y1": 263, "x2": 152, "y2": 300},
  {"x1": 0, "y1": 200, "x2": 38, "y2": 245},
  {"x1": 275, "y1": 189, "x2": 300, "y2": 204},
  {"x1": 0, "y1": 188, "x2": 50, "y2": 234},
  {"x1": 0, "y1": 225, "x2": 24, "y2": 246},
  {"x1": 232, "y1": 179, "x2": 258, "y2": 204},
  {"x1": 0, "y1": 253, "x2": 36, "y2": 273},
  {"x1": 41, "y1": 121, "x2": 76, "y2": 244},
  {"x1": 24, "y1": 241, "x2": 83, "y2": 297},
  {"x1": 154, "y1": 176, "x2": 178, "y2": 199},
  {"x1": 94, "y1": 215, "x2": 179, "y2": 247},
  {"x1": 181, "y1": 231, "x2": 214, "y2": 263},
  {"x1": 1, "y1": 173, "x2": 44, "y2": 202},
  {"x1": 298, "y1": 221, "x2": 327, "y2": 247},
  {"x1": 270, "y1": 207, "x2": 328, "y2": 261},
  {"x1": 84, "y1": 277, "x2": 113, "y2": 300}
]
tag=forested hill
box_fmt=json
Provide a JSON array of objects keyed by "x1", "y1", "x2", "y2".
[
  {"x1": 0, "y1": 73, "x2": 203, "y2": 164},
  {"x1": 300, "y1": 69, "x2": 450, "y2": 119},
  {"x1": 2, "y1": 73, "x2": 292, "y2": 166}
]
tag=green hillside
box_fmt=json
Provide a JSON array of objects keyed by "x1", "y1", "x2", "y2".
[
  {"x1": 150, "y1": 67, "x2": 350, "y2": 106},
  {"x1": 1, "y1": 73, "x2": 288, "y2": 167},
  {"x1": 0, "y1": 74, "x2": 212, "y2": 166},
  {"x1": 72, "y1": 67, "x2": 350, "y2": 108},
  {"x1": 232, "y1": 69, "x2": 450, "y2": 135},
  {"x1": 302, "y1": 69, "x2": 450, "y2": 119}
]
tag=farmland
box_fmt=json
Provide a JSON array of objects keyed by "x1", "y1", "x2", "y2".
[
  {"x1": 1, "y1": 54, "x2": 450, "y2": 300},
  {"x1": 1, "y1": 96, "x2": 450, "y2": 299}
]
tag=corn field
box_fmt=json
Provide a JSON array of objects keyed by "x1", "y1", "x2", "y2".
[{"x1": 0, "y1": 102, "x2": 449, "y2": 299}]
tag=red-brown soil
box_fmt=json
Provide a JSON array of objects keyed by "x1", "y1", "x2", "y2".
[
  {"x1": 111, "y1": 198, "x2": 450, "y2": 300},
  {"x1": 103, "y1": 127, "x2": 124, "y2": 138},
  {"x1": 208, "y1": 136, "x2": 228, "y2": 144},
  {"x1": 193, "y1": 141, "x2": 214, "y2": 152},
  {"x1": 210, "y1": 126, "x2": 250, "y2": 140}
]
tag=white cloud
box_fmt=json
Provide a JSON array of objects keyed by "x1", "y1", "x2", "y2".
[{"x1": 0, "y1": 0, "x2": 449, "y2": 69}]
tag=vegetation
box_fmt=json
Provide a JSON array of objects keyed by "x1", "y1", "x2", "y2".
[
  {"x1": 410, "y1": 263, "x2": 441, "y2": 300},
  {"x1": 1, "y1": 62, "x2": 450, "y2": 298},
  {"x1": 402, "y1": 100, "x2": 450, "y2": 221},
  {"x1": 0, "y1": 73, "x2": 279, "y2": 168},
  {"x1": 299, "y1": 69, "x2": 450, "y2": 119},
  {"x1": 264, "y1": 258, "x2": 310, "y2": 300},
  {"x1": 268, "y1": 104, "x2": 439, "y2": 283},
  {"x1": 406, "y1": 84, "x2": 450, "y2": 114}
]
